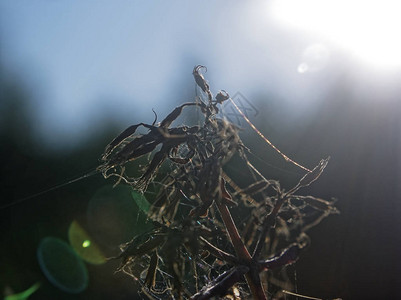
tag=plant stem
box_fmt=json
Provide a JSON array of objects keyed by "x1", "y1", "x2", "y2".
[
  {"x1": 246, "y1": 270, "x2": 268, "y2": 300},
  {"x1": 215, "y1": 201, "x2": 267, "y2": 299},
  {"x1": 215, "y1": 201, "x2": 251, "y2": 261}
]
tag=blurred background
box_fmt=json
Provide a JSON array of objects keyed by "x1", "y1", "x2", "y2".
[{"x1": 1, "y1": 1, "x2": 400, "y2": 299}]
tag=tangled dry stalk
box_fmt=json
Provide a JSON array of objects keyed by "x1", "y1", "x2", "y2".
[{"x1": 98, "y1": 66, "x2": 337, "y2": 299}]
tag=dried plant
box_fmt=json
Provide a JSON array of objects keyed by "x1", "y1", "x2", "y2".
[{"x1": 99, "y1": 66, "x2": 337, "y2": 299}]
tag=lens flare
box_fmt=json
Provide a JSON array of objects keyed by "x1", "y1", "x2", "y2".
[
  {"x1": 68, "y1": 220, "x2": 106, "y2": 265},
  {"x1": 87, "y1": 185, "x2": 152, "y2": 247},
  {"x1": 298, "y1": 44, "x2": 330, "y2": 74},
  {"x1": 37, "y1": 237, "x2": 88, "y2": 294}
]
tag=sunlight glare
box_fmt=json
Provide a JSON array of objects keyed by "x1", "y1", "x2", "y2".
[
  {"x1": 298, "y1": 43, "x2": 330, "y2": 73},
  {"x1": 298, "y1": 63, "x2": 309, "y2": 74},
  {"x1": 271, "y1": 0, "x2": 401, "y2": 69}
]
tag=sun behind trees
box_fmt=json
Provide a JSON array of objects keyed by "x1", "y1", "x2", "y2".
[{"x1": 99, "y1": 66, "x2": 336, "y2": 299}]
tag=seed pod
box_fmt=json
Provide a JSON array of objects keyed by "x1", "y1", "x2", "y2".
[
  {"x1": 220, "y1": 178, "x2": 237, "y2": 207},
  {"x1": 302, "y1": 196, "x2": 339, "y2": 213},
  {"x1": 193, "y1": 65, "x2": 213, "y2": 102},
  {"x1": 298, "y1": 157, "x2": 330, "y2": 188},
  {"x1": 239, "y1": 180, "x2": 271, "y2": 196},
  {"x1": 215, "y1": 90, "x2": 229, "y2": 103},
  {"x1": 145, "y1": 251, "x2": 158, "y2": 288},
  {"x1": 102, "y1": 123, "x2": 143, "y2": 159}
]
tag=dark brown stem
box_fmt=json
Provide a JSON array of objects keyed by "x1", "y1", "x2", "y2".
[
  {"x1": 215, "y1": 201, "x2": 251, "y2": 261},
  {"x1": 246, "y1": 270, "x2": 268, "y2": 300},
  {"x1": 215, "y1": 201, "x2": 267, "y2": 299}
]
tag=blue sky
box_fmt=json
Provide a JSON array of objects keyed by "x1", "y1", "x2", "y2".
[{"x1": 1, "y1": 1, "x2": 400, "y2": 150}]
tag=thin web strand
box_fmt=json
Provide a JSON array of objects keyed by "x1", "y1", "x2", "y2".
[
  {"x1": 229, "y1": 98, "x2": 312, "y2": 173},
  {"x1": 0, "y1": 168, "x2": 99, "y2": 210}
]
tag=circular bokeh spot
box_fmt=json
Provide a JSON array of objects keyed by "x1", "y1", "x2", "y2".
[
  {"x1": 68, "y1": 220, "x2": 107, "y2": 265},
  {"x1": 298, "y1": 43, "x2": 330, "y2": 73},
  {"x1": 37, "y1": 237, "x2": 88, "y2": 293},
  {"x1": 87, "y1": 185, "x2": 152, "y2": 247}
]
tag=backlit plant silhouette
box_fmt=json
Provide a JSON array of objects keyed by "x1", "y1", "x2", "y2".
[{"x1": 98, "y1": 66, "x2": 337, "y2": 299}]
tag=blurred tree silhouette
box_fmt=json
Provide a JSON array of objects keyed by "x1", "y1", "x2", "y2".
[{"x1": 0, "y1": 70, "x2": 144, "y2": 299}]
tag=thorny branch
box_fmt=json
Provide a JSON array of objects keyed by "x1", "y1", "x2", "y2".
[{"x1": 99, "y1": 66, "x2": 337, "y2": 299}]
